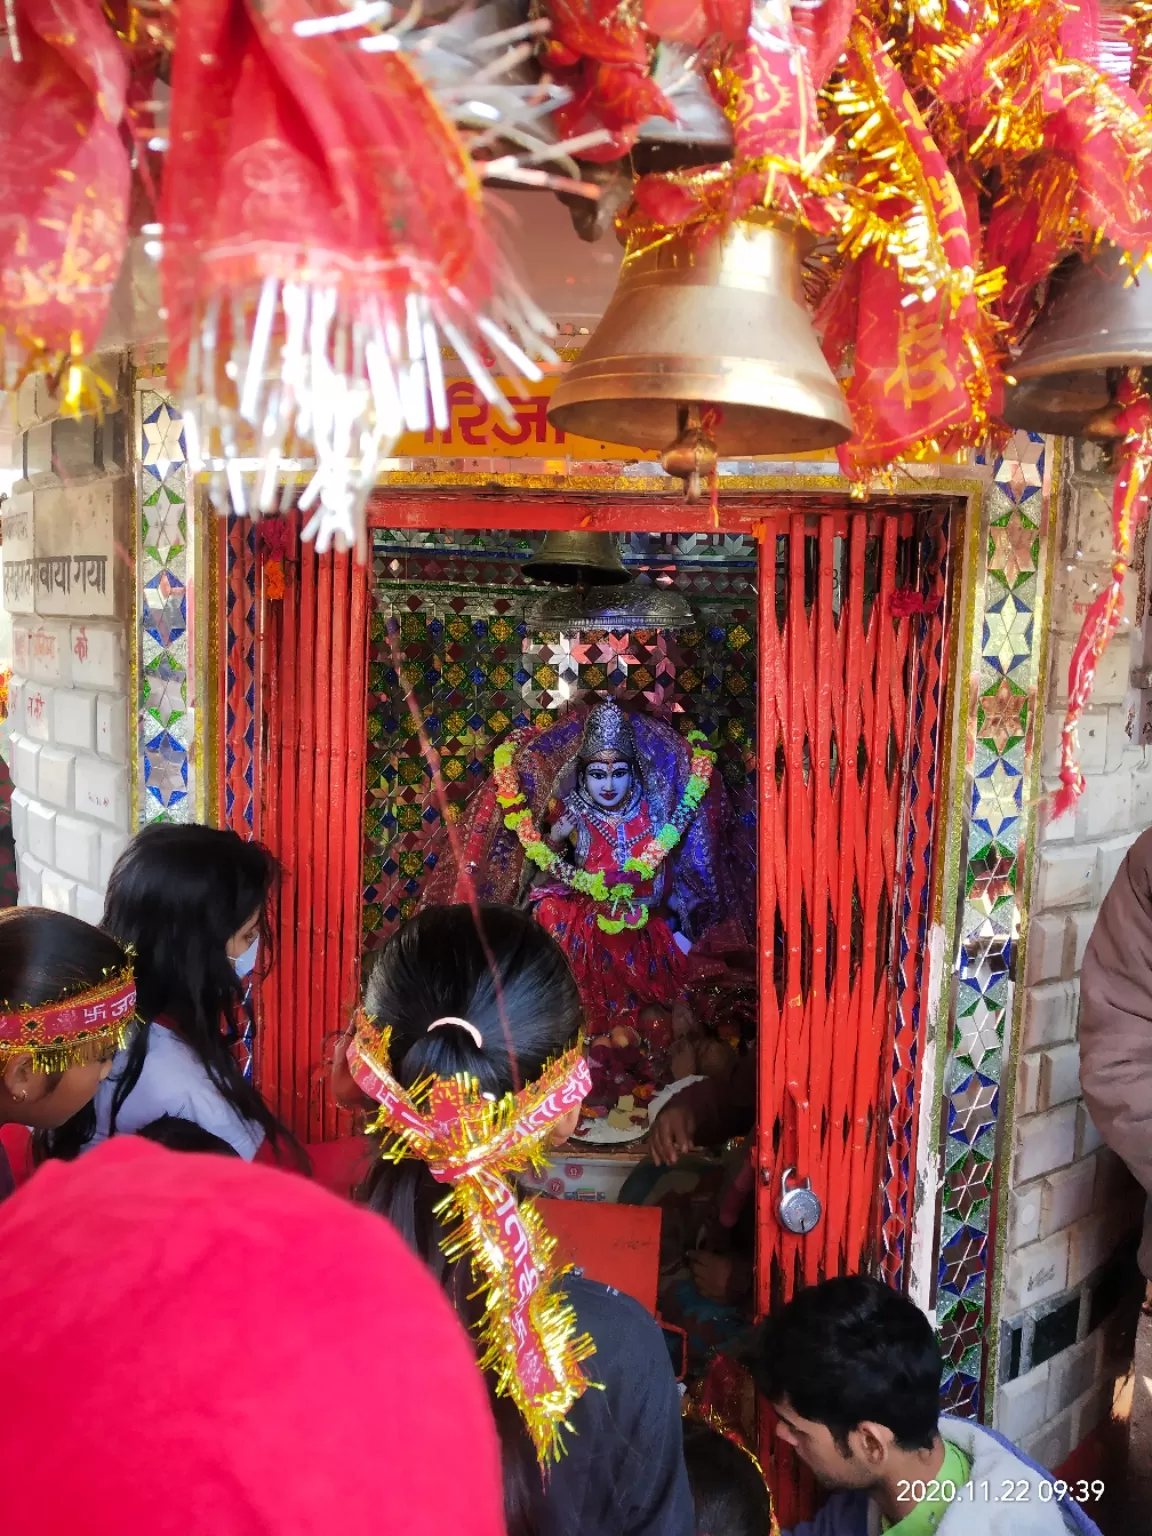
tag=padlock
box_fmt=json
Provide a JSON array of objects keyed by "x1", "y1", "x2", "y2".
[{"x1": 777, "y1": 1167, "x2": 822, "y2": 1235}]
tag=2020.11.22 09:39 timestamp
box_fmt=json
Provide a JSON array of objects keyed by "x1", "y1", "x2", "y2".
[{"x1": 895, "y1": 1478, "x2": 1105, "y2": 1504}]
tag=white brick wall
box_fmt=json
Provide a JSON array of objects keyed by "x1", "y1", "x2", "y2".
[
  {"x1": 1003, "y1": 1228, "x2": 1070, "y2": 1312},
  {"x1": 995, "y1": 441, "x2": 1150, "y2": 1456},
  {"x1": 999, "y1": 1362, "x2": 1051, "y2": 1441},
  {"x1": 53, "y1": 688, "x2": 96, "y2": 751},
  {"x1": 99, "y1": 829, "x2": 129, "y2": 887},
  {"x1": 5, "y1": 361, "x2": 132, "y2": 918},
  {"x1": 54, "y1": 813, "x2": 102, "y2": 886}
]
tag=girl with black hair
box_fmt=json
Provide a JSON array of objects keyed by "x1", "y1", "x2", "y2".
[
  {"x1": 44, "y1": 823, "x2": 296, "y2": 1163},
  {"x1": 353, "y1": 902, "x2": 693, "y2": 1536},
  {"x1": 0, "y1": 908, "x2": 134, "y2": 1195}
]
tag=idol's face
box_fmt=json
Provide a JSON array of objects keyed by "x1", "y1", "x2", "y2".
[{"x1": 582, "y1": 756, "x2": 634, "y2": 810}]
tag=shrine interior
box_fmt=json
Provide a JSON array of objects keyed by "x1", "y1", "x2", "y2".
[{"x1": 356, "y1": 509, "x2": 952, "y2": 1376}]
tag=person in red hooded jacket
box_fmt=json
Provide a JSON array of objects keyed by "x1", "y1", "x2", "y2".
[{"x1": 0, "y1": 1136, "x2": 506, "y2": 1536}]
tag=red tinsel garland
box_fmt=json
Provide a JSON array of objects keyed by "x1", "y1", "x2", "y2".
[
  {"x1": 1053, "y1": 373, "x2": 1152, "y2": 818},
  {"x1": 0, "y1": 0, "x2": 130, "y2": 403}
]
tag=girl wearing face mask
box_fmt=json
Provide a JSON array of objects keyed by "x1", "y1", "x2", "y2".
[{"x1": 39, "y1": 824, "x2": 299, "y2": 1164}]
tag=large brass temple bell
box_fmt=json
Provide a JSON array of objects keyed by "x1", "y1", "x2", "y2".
[
  {"x1": 521, "y1": 531, "x2": 631, "y2": 585},
  {"x1": 547, "y1": 219, "x2": 854, "y2": 471},
  {"x1": 1003, "y1": 243, "x2": 1152, "y2": 438}
]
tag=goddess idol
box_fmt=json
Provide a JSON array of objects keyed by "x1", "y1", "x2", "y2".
[
  {"x1": 421, "y1": 700, "x2": 754, "y2": 1090},
  {"x1": 526, "y1": 701, "x2": 706, "y2": 1039}
]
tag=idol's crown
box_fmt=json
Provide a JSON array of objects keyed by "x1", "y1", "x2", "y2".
[{"x1": 579, "y1": 701, "x2": 638, "y2": 765}]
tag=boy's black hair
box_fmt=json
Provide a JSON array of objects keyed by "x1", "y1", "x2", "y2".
[
  {"x1": 135, "y1": 1115, "x2": 241, "y2": 1157},
  {"x1": 682, "y1": 1420, "x2": 773, "y2": 1536},
  {"x1": 751, "y1": 1275, "x2": 942, "y2": 1453}
]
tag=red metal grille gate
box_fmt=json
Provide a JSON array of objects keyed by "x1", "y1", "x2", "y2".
[
  {"x1": 755, "y1": 507, "x2": 948, "y2": 1523},
  {"x1": 755, "y1": 507, "x2": 948, "y2": 1305},
  {"x1": 256, "y1": 531, "x2": 370, "y2": 1141}
]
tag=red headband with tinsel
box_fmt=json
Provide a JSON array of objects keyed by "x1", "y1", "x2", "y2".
[{"x1": 0, "y1": 967, "x2": 137, "y2": 1069}]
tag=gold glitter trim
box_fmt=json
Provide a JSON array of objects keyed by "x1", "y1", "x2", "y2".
[
  {"x1": 367, "y1": 468, "x2": 986, "y2": 502},
  {"x1": 353, "y1": 1019, "x2": 596, "y2": 1463}
]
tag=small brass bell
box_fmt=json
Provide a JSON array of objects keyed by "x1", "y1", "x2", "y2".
[
  {"x1": 1003, "y1": 244, "x2": 1152, "y2": 438},
  {"x1": 547, "y1": 217, "x2": 854, "y2": 458},
  {"x1": 660, "y1": 404, "x2": 719, "y2": 500},
  {"x1": 521, "y1": 531, "x2": 631, "y2": 586}
]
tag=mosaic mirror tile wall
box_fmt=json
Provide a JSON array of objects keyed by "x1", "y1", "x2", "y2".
[
  {"x1": 935, "y1": 432, "x2": 1055, "y2": 1416},
  {"x1": 362, "y1": 530, "x2": 759, "y2": 948},
  {"x1": 133, "y1": 378, "x2": 198, "y2": 825}
]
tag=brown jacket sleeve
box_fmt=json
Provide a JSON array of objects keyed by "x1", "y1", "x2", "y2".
[
  {"x1": 1079, "y1": 826, "x2": 1152, "y2": 1196},
  {"x1": 668, "y1": 1052, "x2": 757, "y2": 1146}
]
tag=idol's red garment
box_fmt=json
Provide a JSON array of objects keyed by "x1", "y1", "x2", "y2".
[
  {"x1": 533, "y1": 809, "x2": 690, "y2": 1037},
  {"x1": 0, "y1": 1138, "x2": 504, "y2": 1536},
  {"x1": 535, "y1": 887, "x2": 690, "y2": 1031}
]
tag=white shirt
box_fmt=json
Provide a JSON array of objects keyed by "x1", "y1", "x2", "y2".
[{"x1": 90, "y1": 1022, "x2": 266, "y2": 1161}]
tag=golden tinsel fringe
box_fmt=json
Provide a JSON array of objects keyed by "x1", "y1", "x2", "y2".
[
  {"x1": 362, "y1": 1029, "x2": 596, "y2": 1464},
  {"x1": 826, "y1": 32, "x2": 1002, "y2": 314}
]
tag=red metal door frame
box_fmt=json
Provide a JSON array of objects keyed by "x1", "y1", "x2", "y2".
[{"x1": 225, "y1": 491, "x2": 951, "y2": 1268}]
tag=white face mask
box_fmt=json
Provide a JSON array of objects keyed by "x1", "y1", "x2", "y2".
[{"x1": 234, "y1": 937, "x2": 260, "y2": 979}]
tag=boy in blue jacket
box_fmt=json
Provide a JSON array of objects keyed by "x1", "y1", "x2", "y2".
[{"x1": 753, "y1": 1277, "x2": 1103, "y2": 1536}]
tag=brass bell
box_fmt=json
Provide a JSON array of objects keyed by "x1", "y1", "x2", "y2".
[
  {"x1": 1003, "y1": 244, "x2": 1152, "y2": 438},
  {"x1": 547, "y1": 217, "x2": 854, "y2": 457},
  {"x1": 521, "y1": 531, "x2": 631, "y2": 585},
  {"x1": 659, "y1": 403, "x2": 719, "y2": 500}
]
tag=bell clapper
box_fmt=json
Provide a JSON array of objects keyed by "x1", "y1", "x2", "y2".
[{"x1": 660, "y1": 403, "x2": 719, "y2": 503}]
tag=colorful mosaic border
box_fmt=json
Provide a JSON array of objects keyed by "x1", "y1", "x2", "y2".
[
  {"x1": 881, "y1": 509, "x2": 953, "y2": 1292},
  {"x1": 931, "y1": 432, "x2": 1060, "y2": 1418},
  {"x1": 133, "y1": 379, "x2": 201, "y2": 826}
]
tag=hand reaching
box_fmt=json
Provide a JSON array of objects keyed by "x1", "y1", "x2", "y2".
[{"x1": 649, "y1": 1101, "x2": 698, "y2": 1165}]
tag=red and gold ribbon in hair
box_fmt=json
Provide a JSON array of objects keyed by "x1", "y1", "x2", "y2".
[{"x1": 348, "y1": 1014, "x2": 595, "y2": 1463}]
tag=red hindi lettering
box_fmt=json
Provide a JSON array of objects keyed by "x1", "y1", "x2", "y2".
[
  {"x1": 492, "y1": 394, "x2": 550, "y2": 447},
  {"x1": 450, "y1": 381, "x2": 492, "y2": 448}
]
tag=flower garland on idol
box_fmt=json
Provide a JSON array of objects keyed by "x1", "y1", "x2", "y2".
[{"x1": 493, "y1": 725, "x2": 716, "y2": 935}]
